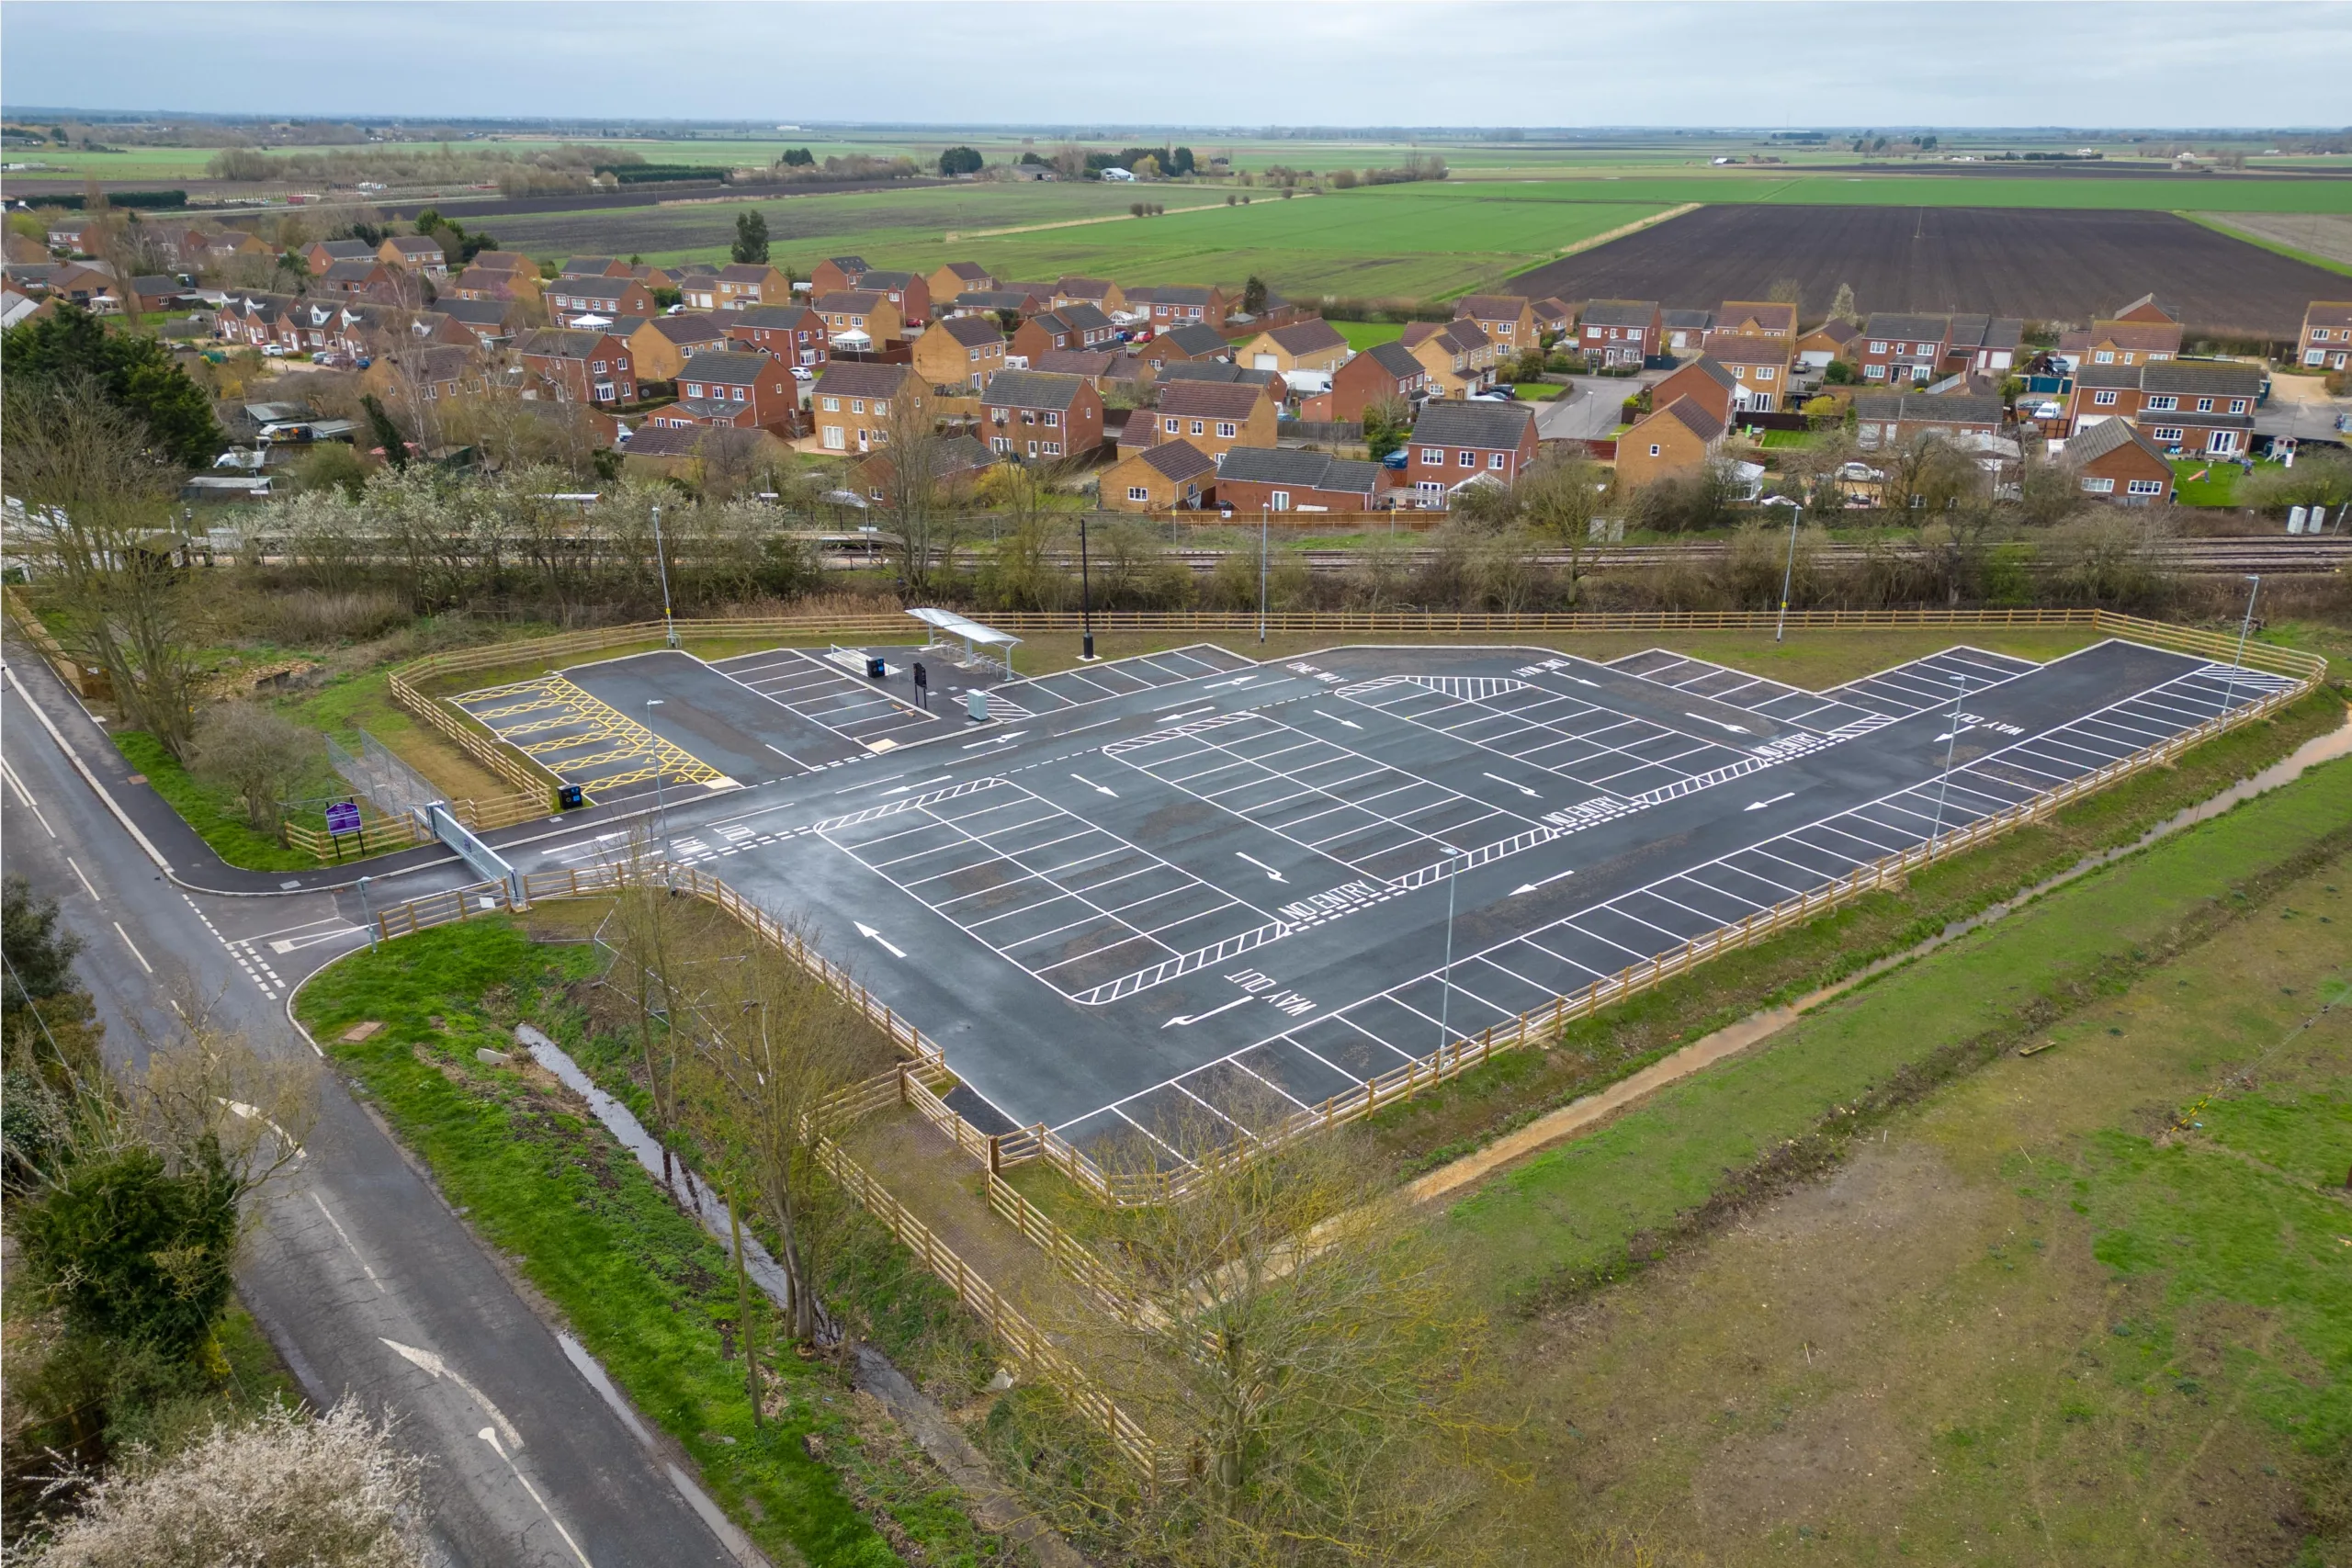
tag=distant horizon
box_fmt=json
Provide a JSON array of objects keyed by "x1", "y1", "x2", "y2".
[{"x1": 6, "y1": 2, "x2": 2349, "y2": 128}]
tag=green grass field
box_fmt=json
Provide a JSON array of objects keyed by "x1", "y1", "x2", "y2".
[{"x1": 1334, "y1": 320, "x2": 1409, "y2": 348}]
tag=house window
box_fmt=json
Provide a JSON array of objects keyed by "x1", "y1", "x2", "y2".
[
  {"x1": 823, "y1": 427, "x2": 845, "y2": 450},
  {"x1": 2080, "y1": 477, "x2": 2115, "y2": 493},
  {"x1": 1191, "y1": 420, "x2": 1205, "y2": 435},
  {"x1": 1864, "y1": 365, "x2": 1886, "y2": 380},
  {"x1": 594, "y1": 382, "x2": 615, "y2": 401},
  {"x1": 992, "y1": 436, "x2": 1012, "y2": 454},
  {"x1": 822, "y1": 396, "x2": 840, "y2": 412},
  {"x1": 2145, "y1": 396, "x2": 2176, "y2": 411},
  {"x1": 731, "y1": 386, "x2": 746, "y2": 400},
  {"x1": 2093, "y1": 390, "x2": 2118, "y2": 407},
  {"x1": 1165, "y1": 417, "x2": 1181, "y2": 434},
  {"x1": 2196, "y1": 397, "x2": 2213, "y2": 412},
  {"x1": 851, "y1": 399, "x2": 865, "y2": 414},
  {"x1": 2230, "y1": 400, "x2": 2247, "y2": 413},
  {"x1": 875, "y1": 400, "x2": 889, "y2": 415},
  {"x1": 1458, "y1": 451, "x2": 1474, "y2": 468},
  {"x1": 2094, "y1": 350, "x2": 2115, "y2": 364},
  {"x1": 1216, "y1": 422, "x2": 1236, "y2": 438},
  {"x1": 969, "y1": 347, "x2": 979, "y2": 361},
  {"x1": 2128, "y1": 479, "x2": 2165, "y2": 496},
  {"x1": 2151, "y1": 426, "x2": 2185, "y2": 442},
  {"x1": 1044, "y1": 442, "x2": 1062, "y2": 457},
  {"x1": 1420, "y1": 447, "x2": 1442, "y2": 464},
  {"x1": 1126, "y1": 486, "x2": 1149, "y2": 502},
  {"x1": 1756, "y1": 367, "x2": 1775, "y2": 380},
  {"x1": 592, "y1": 360, "x2": 607, "y2": 374},
  {"x1": 1648, "y1": 444, "x2": 1662, "y2": 457},
  {"x1": 1270, "y1": 491, "x2": 1291, "y2": 511},
  {"x1": 1871, "y1": 341, "x2": 1888, "y2": 354},
  {"x1": 1489, "y1": 452, "x2": 1508, "y2": 470},
  {"x1": 686, "y1": 384, "x2": 704, "y2": 399},
  {"x1": 1044, "y1": 412, "x2": 1058, "y2": 427}
]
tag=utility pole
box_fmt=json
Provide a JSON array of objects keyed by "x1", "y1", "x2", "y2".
[
  {"x1": 1775, "y1": 504, "x2": 1802, "y2": 643},
  {"x1": 1079, "y1": 513, "x2": 1096, "y2": 661},
  {"x1": 650, "y1": 502, "x2": 678, "y2": 649},
  {"x1": 1437, "y1": 871, "x2": 1457, "y2": 1052}
]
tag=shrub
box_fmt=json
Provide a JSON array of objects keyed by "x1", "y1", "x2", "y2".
[
  {"x1": 14, "y1": 1144, "x2": 241, "y2": 1355},
  {"x1": 187, "y1": 702, "x2": 319, "y2": 836}
]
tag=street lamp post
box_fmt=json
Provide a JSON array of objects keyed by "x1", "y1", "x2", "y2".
[
  {"x1": 1436, "y1": 871, "x2": 1457, "y2": 1054},
  {"x1": 1079, "y1": 514, "x2": 1096, "y2": 661},
  {"x1": 645, "y1": 698, "x2": 667, "y2": 837},
  {"x1": 356, "y1": 875, "x2": 377, "y2": 951},
  {"x1": 1775, "y1": 504, "x2": 1802, "y2": 643},
  {"x1": 1258, "y1": 509, "x2": 1269, "y2": 645},
  {"x1": 2223, "y1": 574, "x2": 2260, "y2": 717},
  {"x1": 650, "y1": 502, "x2": 678, "y2": 649},
  {"x1": 1928, "y1": 673, "x2": 1968, "y2": 850}
]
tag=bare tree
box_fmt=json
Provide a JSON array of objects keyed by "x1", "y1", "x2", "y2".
[
  {"x1": 187, "y1": 702, "x2": 322, "y2": 840},
  {"x1": 1827, "y1": 281, "x2": 1860, "y2": 325},
  {"x1": 870, "y1": 386, "x2": 958, "y2": 589},
  {"x1": 604, "y1": 845, "x2": 692, "y2": 1201}
]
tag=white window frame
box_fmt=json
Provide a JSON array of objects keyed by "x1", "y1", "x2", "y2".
[
  {"x1": 2127, "y1": 479, "x2": 2165, "y2": 495},
  {"x1": 1126, "y1": 485, "x2": 1149, "y2": 502},
  {"x1": 2080, "y1": 476, "x2": 2115, "y2": 493}
]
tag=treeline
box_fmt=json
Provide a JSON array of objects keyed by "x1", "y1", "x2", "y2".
[
  {"x1": 205, "y1": 141, "x2": 639, "y2": 187},
  {"x1": 19, "y1": 189, "x2": 187, "y2": 211}
]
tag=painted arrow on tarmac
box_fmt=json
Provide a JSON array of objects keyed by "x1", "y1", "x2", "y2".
[
  {"x1": 854, "y1": 922, "x2": 907, "y2": 959},
  {"x1": 1070, "y1": 772, "x2": 1118, "y2": 797},
  {"x1": 1316, "y1": 710, "x2": 1363, "y2": 729},
  {"x1": 1684, "y1": 711, "x2": 1752, "y2": 735},
  {"x1": 1483, "y1": 771, "x2": 1542, "y2": 799},
  {"x1": 1236, "y1": 852, "x2": 1288, "y2": 884},
  {"x1": 1744, "y1": 792, "x2": 1795, "y2": 812},
  {"x1": 1510, "y1": 868, "x2": 1575, "y2": 897},
  {"x1": 1161, "y1": 996, "x2": 1253, "y2": 1029}
]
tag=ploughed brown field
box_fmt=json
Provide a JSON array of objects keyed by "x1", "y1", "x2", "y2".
[{"x1": 1510, "y1": 204, "x2": 2344, "y2": 339}]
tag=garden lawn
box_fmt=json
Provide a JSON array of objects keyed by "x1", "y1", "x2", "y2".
[
  {"x1": 1334, "y1": 321, "x2": 1408, "y2": 349},
  {"x1": 296, "y1": 920, "x2": 1008, "y2": 1568},
  {"x1": 2169, "y1": 455, "x2": 2280, "y2": 506}
]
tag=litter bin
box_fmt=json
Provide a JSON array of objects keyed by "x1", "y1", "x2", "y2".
[{"x1": 865, "y1": 655, "x2": 887, "y2": 680}]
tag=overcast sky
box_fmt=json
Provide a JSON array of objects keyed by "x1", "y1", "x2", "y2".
[{"x1": 7, "y1": 2, "x2": 2349, "y2": 130}]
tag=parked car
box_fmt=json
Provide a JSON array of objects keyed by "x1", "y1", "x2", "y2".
[{"x1": 260, "y1": 343, "x2": 287, "y2": 356}]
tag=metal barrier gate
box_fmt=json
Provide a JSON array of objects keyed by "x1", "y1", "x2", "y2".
[{"x1": 421, "y1": 801, "x2": 524, "y2": 908}]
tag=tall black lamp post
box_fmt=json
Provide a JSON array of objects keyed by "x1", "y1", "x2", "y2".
[{"x1": 1079, "y1": 514, "x2": 1097, "y2": 661}]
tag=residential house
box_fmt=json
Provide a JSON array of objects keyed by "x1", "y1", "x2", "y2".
[
  {"x1": 948, "y1": 287, "x2": 1050, "y2": 320},
  {"x1": 2059, "y1": 317, "x2": 2183, "y2": 370},
  {"x1": 1231, "y1": 317, "x2": 1350, "y2": 376},
  {"x1": 5, "y1": 231, "x2": 50, "y2": 265},
  {"x1": 2112, "y1": 293, "x2": 2179, "y2": 325},
  {"x1": 559, "y1": 256, "x2": 632, "y2": 278},
  {"x1": 1146, "y1": 379, "x2": 1277, "y2": 463},
  {"x1": 815, "y1": 290, "x2": 905, "y2": 353},
  {"x1": 927, "y1": 261, "x2": 995, "y2": 301},
  {"x1": 1706, "y1": 336, "x2": 1794, "y2": 412},
  {"x1": 980, "y1": 370, "x2": 1103, "y2": 461},
  {"x1": 1029, "y1": 349, "x2": 1153, "y2": 399},
  {"x1": 125, "y1": 275, "x2": 193, "y2": 315},
  {"x1": 1154, "y1": 361, "x2": 1284, "y2": 404},
  {"x1": 627, "y1": 313, "x2": 732, "y2": 383},
  {"x1": 3, "y1": 288, "x2": 51, "y2": 327},
  {"x1": 515, "y1": 327, "x2": 637, "y2": 404},
  {"x1": 545, "y1": 274, "x2": 654, "y2": 324},
  {"x1": 1404, "y1": 400, "x2": 1538, "y2": 502},
  {"x1": 913, "y1": 315, "x2": 1008, "y2": 389},
  {"x1": 1662, "y1": 308, "x2": 1714, "y2": 354},
  {"x1": 810, "y1": 361, "x2": 922, "y2": 455},
  {"x1": 1051, "y1": 276, "x2": 1126, "y2": 315},
  {"x1": 304, "y1": 238, "x2": 376, "y2": 274},
  {"x1": 809, "y1": 256, "x2": 871, "y2": 297},
  {"x1": 623, "y1": 423, "x2": 793, "y2": 486},
  {"x1": 724, "y1": 304, "x2": 829, "y2": 368},
  {"x1": 2297, "y1": 301, "x2": 2352, "y2": 371},
  {"x1": 1322, "y1": 339, "x2": 1431, "y2": 422},
  {"x1": 1400, "y1": 319, "x2": 1496, "y2": 399},
  {"x1": 1213, "y1": 447, "x2": 1387, "y2": 513},
  {"x1": 1012, "y1": 304, "x2": 1117, "y2": 362},
  {"x1": 1616, "y1": 399, "x2": 1727, "y2": 490},
  {"x1": 318, "y1": 258, "x2": 401, "y2": 302},
  {"x1": 1713, "y1": 300, "x2": 1798, "y2": 339},
  {"x1": 1453, "y1": 295, "x2": 1537, "y2": 357},
  {"x1": 643, "y1": 350, "x2": 799, "y2": 434},
  {"x1": 448, "y1": 264, "x2": 538, "y2": 304},
  {"x1": 850, "y1": 268, "x2": 929, "y2": 326},
  {"x1": 378, "y1": 235, "x2": 448, "y2": 277},
  {"x1": 1531, "y1": 297, "x2": 1573, "y2": 341},
  {"x1": 1858, "y1": 312, "x2": 1951, "y2": 382},
  {"x1": 43, "y1": 219, "x2": 93, "y2": 254},
  {"x1": 851, "y1": 434, "x2": 996, "y2": 505},
  {"x1": 204, "y1": 230, "x2": 277, "y2": 266},
  {"x1": 1793, "y1": 318, "x2": 1860, "y2": 370},
  {"x1": 714, "y1": 263, "x2": 793, "y2": 311},
  {"x1": 2064, "y1": 417, "x2": 2175, "y2": 505},
  {"x1": 1135, "y1": 322, "x2": 1230, "y2": 366},
  {"x1": 436, "y1": 296, "x2": 524, "y2": 346},
  {"x1": 1102, "y1": 439, "x2": 1217, "y2": 512},
  {"x1": 1853, "y1": 392, "x2": 2004, "y2": 452},
  {"x1": 2067, "y1": 359, "x2": 2261, "y2": 456},
  {"x1": 1139, "y1": 284, "x2": 1229, "y2": 332},
  {"x1": 362, "y1": 344, "x2": 486, "y2": 407},
  {"x1": 465, "y1": 250, "x2": 537, "y2": 276},
  {"x1": 1943, "y1": 314, "x2": 2024, "y2": 375},
  {"x1": 1579, "y1": 299, "x2": 1663, "y2": 367}
]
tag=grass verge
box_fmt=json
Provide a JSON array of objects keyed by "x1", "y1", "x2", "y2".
[
  {"x1": 295, "y1": 919, "x2": 1014, "y2": 1567},
  {"x1": 110, "y1": 730, "x2": 319, "y2": 873}
]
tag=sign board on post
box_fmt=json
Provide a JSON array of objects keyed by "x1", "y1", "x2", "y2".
[{"x1": 325, "y1": 801, "x2": 363, "y2": 834}]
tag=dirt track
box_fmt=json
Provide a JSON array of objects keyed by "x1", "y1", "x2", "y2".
[{"x1": 1510, "y1": 205, "x2": 2347, "y2": 339}]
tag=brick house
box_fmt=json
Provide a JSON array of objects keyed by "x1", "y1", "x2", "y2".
[
  {"x1": 1859, "y1": 312, "x2": 1951, "y2": 382},
  {"x1": 815, "y1": 290, "x2": 905, "y2": 352},
  {"x1": 361, "y1": 344, "x2": 487, "y2": 408},
  {"x1": 1324, "y1": 339, "x2": 1431, "y2": 422},
  {"x1": 516, "y1": 327, "x2": 637, "y2": 404},
  {"x1": 1662, "y1": 309, "x2": 1714, "y2": 354},
  {"x1": 809, "y1": 256, "x2": 870, "y2": 297},
  {"x1": 980, "y1": 370, "x2": 1103, "y2": 461},
  {"x1": 2064, "y1": 417, "x2": 2175, "y2": 504},
  {"x1": 379, "y1": 235, "x2": 447, "y2": 277},
  {"x1": 1231, "y1": 317, "x2": 1350, "y2": 376},
  {"x1": 811, "y1": 361, "x2": 922, "y2": 455},
  {"x1": 1012, "y1": 304, "x2": 1117, "y2": 362},
  {"x1": 852, "y1": 269, "x2": 930, "y2": 326},
  {"x1": 2297, "y1": 301, "x2": 2352, "y2": 370},
  {"x1": 627, "y1": 312, "x2": 731, "y2": 383},
  {"x1": 2068, "y1": 360, "x2": 2261, "y2": 456},
  {"x1": 1532, "y1": 297, "x2": 1573, "y2": 341},
  {"x1": 724, "y1": 304, "x2": 829, "y2": 367},
  {"x1": 1135, "y1": 322, "x2": 1230, "y2": 366},
  {"x1": 1146, "y1": 379, "x2": 1277, "y2": 463},
  {"x1": 644, "y1": 349, "x2": 799, "y2": 434},
  {"x1": 1578, "y1": 300, "x2": 1662, "y2": 367},
  {"x1": 1052, "y1": 276, "x2": 1127, "y2": 315},
  {"x1": 319, "y1": 258, "x2": 401, "y2": 302},
  {"x1": 1155, "y1": 361, "x2": 1284, "y2": 404},
  {"x1": 2060, "y1": 317, "x2": 2183, "y2": 370},
  {"x1": 1616, "y1": 398, "x2": 1726, "y2": 491},
  {"x1": 436, "y1": 296, "x2": 525, "y2": 346},
  {"x1": 126, "y1": 275, "x2": 192, "y2": 315},
  {"x1": 1030, "y1": 349, "x2": 1153, "y2": 398},
  {"x1": 1403, "y1": 400, "x2": 1538, "y2": 502},
  {"x1": 1213, "y1": 447, "x2": 1387, "y2": 513},
  {"x1": 1706, "y1": 336, "x2": 1793, "y2": 412},
  {"x1": 913, "y1": 315, "x2": 1007, "y2": 389},
  {"x1": 1401, "y1": 320, "x2": 1495, "y2": 398},
  {"x1": 2112, "y1": 293, "x2": 2179, "y2": 325},
  {"x1": 304, "y1": 238, "x2": 376, "y2": 274},
  {"x1": 1794, "y1": 318, "x2": 1860, "y2": 370},
  {"x1": 1712, "y1": 300, "x2": 1798, "y2": 339},
  {"x1": 928, "y1": 261, "x2": 994, "y2": 301},
  {"x1": 948, "y1": 287, "x2": 1049, "y2": 320},
  {"x1": 448, "y1": 264, "x2": 538, "y2": 305},
  {"x1": 1854, "y1": 392, "x2": 2004, "y2": 451},
  {"x1": 713, "y1": 263, "x2": 793, "y2": 310},
  {"x1": 1943, "y1": 314, "x2": 2024, "y2": 375},
  {"x1": 560, "y1": 256, "x2": 633, "y2": 277},
  {"x1": 545, "y1": 274, "x2": 655, "y2": 324},
  {"x1": 1140, "y1": 284, "x2": 1228, "y2": 332},
  {"x1": 1453, "y1": 295, "x2": 1537, "y2": 357},
  {"x1": 1102, "y1": 439, "x2": 1218, "y2": 512},
  {"x1": 851, "y1": 434, "x2": 996, "y2": 506}
]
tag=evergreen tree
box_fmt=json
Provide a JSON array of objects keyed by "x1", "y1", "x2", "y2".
[{"x1": 731, "y1": 210, "x2": 770, "y2": 265}]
